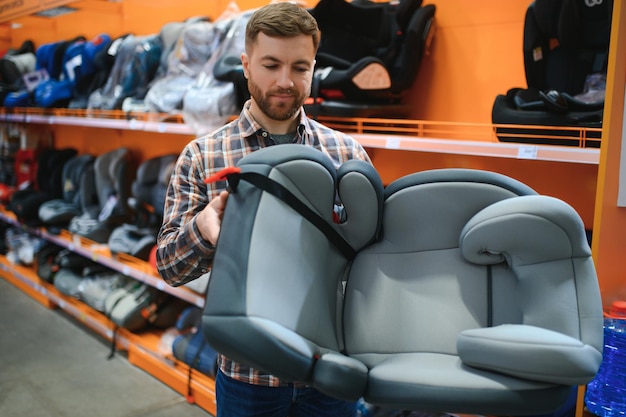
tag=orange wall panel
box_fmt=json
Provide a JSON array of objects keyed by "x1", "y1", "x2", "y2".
[
  {"x1": 0, "y1": 22, "x2": 10, "y2": 53},
  {"x1": 53, "y1": 9, "x2": 122, "y2": 42},
  {"x1": 367, "y1": 147, "x2": 598, "y2": 230},
  {"x1": 406, "y1": 0, "x2": 529, "y2": 124},
  {"x1": 51, "y1": 124, "x2": 193, "y2": 162},
  {"x1": 119, "y1": 0, "x2": 215, "y2": 36},
  {"x1": 9, "y1": 15, "x2": 56, "y2": 48},
  {"x1": 591, "y1": 0, "x2": 626, "y2": 307}
]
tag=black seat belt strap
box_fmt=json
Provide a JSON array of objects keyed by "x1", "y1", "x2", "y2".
[{"x1": 231, "y1": 172, "x2": 356, "y2": 260}]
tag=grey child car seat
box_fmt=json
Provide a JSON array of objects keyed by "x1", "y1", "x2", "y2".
[{"x1": 202, "y1": 144, "x2": 603, "y2": 415}]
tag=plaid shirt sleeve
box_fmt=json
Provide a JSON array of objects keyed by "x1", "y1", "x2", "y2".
[{"x1": 155, "y1": 139, "x2": 217, "y2": 287}]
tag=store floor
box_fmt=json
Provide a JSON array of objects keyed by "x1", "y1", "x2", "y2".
[{"x1": 0, "y1": 278, "x2": 213, "y2": 417}]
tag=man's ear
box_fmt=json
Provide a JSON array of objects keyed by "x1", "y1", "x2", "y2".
[{"x1": 241, "y1": 52, "x2": 250, "y2": 80}]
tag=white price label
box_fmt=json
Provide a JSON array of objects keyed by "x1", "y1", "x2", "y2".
[
  {"x1": 517, "y1": 145, "x2": 538, "y2": 159},
  {"x1": 386, "y1": 137, "x2": 401, "y2": 149}
]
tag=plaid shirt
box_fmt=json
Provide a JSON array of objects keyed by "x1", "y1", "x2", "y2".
[{"x1": 157, "y1": 100, "x2": 371, "y2": 387}]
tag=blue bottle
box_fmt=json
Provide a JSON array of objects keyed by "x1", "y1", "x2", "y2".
[{"x1": 585, "y1": 301, "x2": 626, "y2": 417}]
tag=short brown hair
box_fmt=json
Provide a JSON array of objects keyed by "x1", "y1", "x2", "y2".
[{"x1": 245, "y1": 2, "x2": 320, "y2": 53}]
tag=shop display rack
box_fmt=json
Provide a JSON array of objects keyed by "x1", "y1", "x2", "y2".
[{"x1": 0, "y1": 207, "x2": 216, "y2": 415}]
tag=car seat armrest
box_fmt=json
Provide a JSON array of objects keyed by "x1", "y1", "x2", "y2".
[
  {"x1": 203, "y1": 317, "x2": 319, "y2": 382},
  {"x1": 312, "y1": 351, "x2": 368, "y2": 402},
  {"x1": 457, "y1": 324, "x2": 602, "y2": 385},
  {"x1": 460, "y1": 195, "x2": 591, "y2": 266}
]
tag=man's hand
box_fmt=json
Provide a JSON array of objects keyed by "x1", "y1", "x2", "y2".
[{"x1": 196, "y1": 190, "x2": 229, "y2": 246}]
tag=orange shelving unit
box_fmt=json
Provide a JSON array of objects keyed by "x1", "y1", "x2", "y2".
[
  {"x1": 0, "y1": 220, "x2": 217, "y2": 415},
  {"x1": 0, "y1": 1, "x2": 624, "y2": 417}
]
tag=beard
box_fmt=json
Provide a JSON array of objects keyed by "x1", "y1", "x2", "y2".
[{"x1": 247, "y1": 78, "x2": 308, "y2": 121}]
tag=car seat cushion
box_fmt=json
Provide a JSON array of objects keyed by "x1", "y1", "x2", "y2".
[
  {"x1": 359, "y1": 352, "x2": 572, "y2": 415},
  {"x1": 457, "y1": 324, "x2": 603, "y2": 385}
]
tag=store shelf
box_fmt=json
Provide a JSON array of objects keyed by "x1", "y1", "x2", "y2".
[
  {"x1": 0, "y1": 252, "x2": 218, "y2": 416},
  {"x1": 0, "y1": 255, "x2": 130, "y2": 349},
  {"x1": 127, "y1": 331, "x2": 217, "y2": 415},
  {"x1": 0, "y1": 107, "x2": 602, "y2": 164},
  {"x1": 350, "y1": 133, "x2": 600, "y2": 164},
  {"x1": 0, "y1": 208, "x2": 206, "y2": 308},
  {"x1": 0, "y1": 108, "x2": 194, "y2": 135}
]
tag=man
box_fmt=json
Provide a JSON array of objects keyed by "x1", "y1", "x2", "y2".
[{"x1": 156, "y1": 2, "x2": 371, "y2": 416}]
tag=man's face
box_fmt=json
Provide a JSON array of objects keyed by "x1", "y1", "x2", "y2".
[{"x1": 242, "y1": 33, "x2": 316, "y2": 121}]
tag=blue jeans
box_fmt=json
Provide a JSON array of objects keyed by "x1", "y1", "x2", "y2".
[{"x1": 216, "y1": 370, "x2": 357, "y2": 417}]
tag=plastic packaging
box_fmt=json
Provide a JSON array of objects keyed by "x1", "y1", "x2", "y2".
[{"x1": 585, "y1": 301, "x2": 626, "y2": 417}]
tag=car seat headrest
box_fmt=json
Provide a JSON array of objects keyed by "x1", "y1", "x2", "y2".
[{"x1": 395, "y1": 0, "x2": 424, "y2": 32}]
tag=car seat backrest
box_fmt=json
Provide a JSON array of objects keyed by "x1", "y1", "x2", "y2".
[
  {"x1": 62, "y1": 154, "x2": 96, "y2": 206},
  {"x1": 313, "y1": 0, "x2": 395, "y2": 64},
  {"x1": 309, "y1": 0, "x2": 435, "y2": 105},
  {"x1": 77, "y1": 163, "x2": 98, "y2": 216},
  {"x1": 8, "y1": 147, "x2": 78, "y2": 223},
  {"x1": 36, "y1": 36, "x2": 87, "y2": 80},
  {"x1": 93, "y1": 148, "x2": 134, "y2": 215},
  {"x1": 36, "y1": 147, "x2": 79, "y2": 196},
  {"x1": 203, "y1": 144, "x2": 383, "y2": 382},
  {"x1": 343, "y1": 169, "x2": 537, "y2": 358},
  {"x1": 388, "y1": 2, "x2": 436, "y2": 92},
  {"x1": 37, "y1": 153, "x2": 96, "y2": 227},
  {"x1": 524, "y1": 0, "x2": 612, "y2": 94},
  {"x1": 131, "y1": 153, "x2": 177, "y2": 219}
]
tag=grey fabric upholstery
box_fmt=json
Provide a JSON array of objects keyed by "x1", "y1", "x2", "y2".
[
  {"x1": 203, "y1": 144, "x2": 383, "y2": 400},
  {"x1": 68, "y1": 147, "x2": 135, "y2": 243},
  {"x1": 38, "y1": 153, "x2": 95, "y2": 226},
  {"x1": 202, "y1": 146, "x2": 604, "y2": 415}
]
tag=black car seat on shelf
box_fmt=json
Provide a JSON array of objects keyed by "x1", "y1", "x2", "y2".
[
  {"x1": 8, "y1": 147, "x2": 78, "y2": 225},
  {"x1": 307, "y1": 0, "x2": 436, "y2": 117},
  {"x1": 0, "y1": 40, "x2": 36, "y2": 104},
  {"x1": 213, "y1": 0, "x2": 436, "y2": 118},
  {"x1": 108, "y1": 153, "x2": 177, "y2": 261},
  {"x1": 68, "y1": 147, "x2": 136, "y2": 243},
  {"x1": 38, "y1": 153, "x2": 96, "y2": 229},
  {"x1": 491, "y1": 0, "x2": 613, "y2": 147}
]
